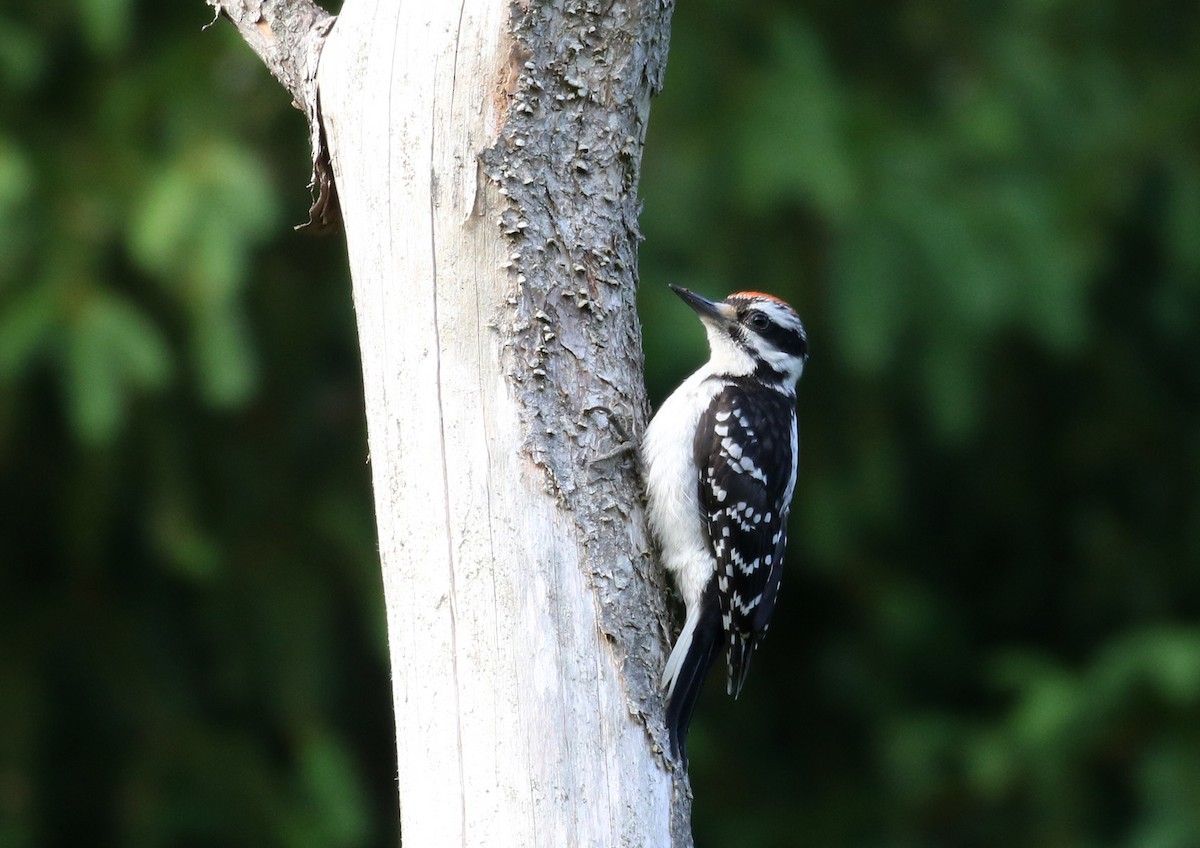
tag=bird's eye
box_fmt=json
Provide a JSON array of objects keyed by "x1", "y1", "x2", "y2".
[{"x1": 748, "y1": 312, "x2": 771, "y2": 331}]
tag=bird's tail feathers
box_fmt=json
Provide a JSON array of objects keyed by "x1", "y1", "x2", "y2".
[
  {"x1": 726, "y1": 634, "x2": 756, "y2": 698},
  {"x1": 662, "y1": 601, "x2": 723, "y2": 766}
]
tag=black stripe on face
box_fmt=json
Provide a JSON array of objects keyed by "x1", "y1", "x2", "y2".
[
  {"x1": 739, "y1": 309, "x2": 808, "y2": 359},
  {"x1": 758, "y1": 319, "x2": 808, "y2": 358}
]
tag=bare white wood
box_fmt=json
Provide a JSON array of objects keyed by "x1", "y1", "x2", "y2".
[{"x1": 318, "y1": 1, "x2": 689, "y2": 845}]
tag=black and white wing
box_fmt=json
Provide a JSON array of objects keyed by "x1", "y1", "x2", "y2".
[{"x1": 695, "y1": 381, "x2": 797, "y2": 697}]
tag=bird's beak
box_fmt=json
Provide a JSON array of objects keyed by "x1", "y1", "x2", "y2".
[{"x1": 670, "y1": 285, "x2": 737, "y2": 326}]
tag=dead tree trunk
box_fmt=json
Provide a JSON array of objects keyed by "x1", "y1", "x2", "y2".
[{"x1": 209, "y1": 0, "x2": 687, "y2": 844}]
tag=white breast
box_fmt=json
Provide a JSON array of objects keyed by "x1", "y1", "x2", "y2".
[{"x1": 641, "y1": 368, "x2": 723, "y2": 609}]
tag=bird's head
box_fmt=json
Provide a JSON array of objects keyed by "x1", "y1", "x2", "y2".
[{"x1": 670, "y1": 285, "x2": 809, "y2": 389}]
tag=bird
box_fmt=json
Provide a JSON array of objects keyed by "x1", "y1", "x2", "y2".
[{"x1": 641, "y1": 285, "x2": 808, "y2": 765}]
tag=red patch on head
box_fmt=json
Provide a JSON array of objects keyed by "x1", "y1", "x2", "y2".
[{"x1": 730, "y1": 291, "x2": 788, "y2": 305}]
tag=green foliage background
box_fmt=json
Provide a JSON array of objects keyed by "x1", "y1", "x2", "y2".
[{"x1": 2, "y1": 2, "x2": 1198, "y2": 846}]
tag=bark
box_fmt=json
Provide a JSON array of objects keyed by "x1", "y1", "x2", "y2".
[
  {"x1": 211, "y1": 0, "x2": 687, "y2": 845},
  {"x1": 206, "y1": 0, "x2": 339, "y2": 231}
]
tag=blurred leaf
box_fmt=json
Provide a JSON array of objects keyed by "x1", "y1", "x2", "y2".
[
  {"x1": 0, "y1": 135, "x2": 34, "y2": 271},
  {"x1": 736, "y1": 20, "x2": 856, "y2": 217},
  {"x1": 192, "y1": 295, "x2": 257, "y2": 406},
  {"x1": 64, "y1": 291, "x2": 172, "y2": 443},
  {"x1": 881, "y1": 713, "x2": 965, "y2": 804},
  {"x1": 965, "y1": 726, "x2": 1020, "y2": 799},
  {"x1": 149, "y1": 499, "x2": 221, "y2": 581},
  {"x1": 128, "y1": 164, "x2": 196, "y2": 279},
  {"x1": 1129, "y1": 742, "x2": 1200, "y2": 848},
  {"x1": 0, "y1": 282, "x2": 58, "y2": 380},
  {"x1": 0, "y1": 17, "x2": 46, "y2": 91},
  {"x1": 128, "y1": 142, "x2": 277, "y2": 292},
  {"x1": 0, "y1": 135, "x2": 33, "y2": 224},
  {"x1": 1091, "y1": 627, "x2": 1200, "y2": 707},
  {"x1": 828, "y1": 218, "x2": 910, "y2": 371},
  {"x1": 77, "y1": 0, "x2": 133, "y2": 56},
  {"x1": 294, "y1": 732, "x2": 372, "y2": 848},
  {"x1": 129, "y1": 142, "x2": 276, "y2": 408},
  {"x1": 1165, "y1": 158, "x2": 1200, "y2": 278},
  {"x1": 922, "y1": 333, "x2": 982, "y2": 439}
]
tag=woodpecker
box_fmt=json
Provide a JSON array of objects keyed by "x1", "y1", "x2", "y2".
[{"x1": 642, "y1": 285, "x2": 808, "y2": 765}]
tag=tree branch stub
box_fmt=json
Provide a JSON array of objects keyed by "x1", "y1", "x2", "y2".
[{"x1": 207, "y1": 0, "x2": 340, "y2": 231}]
